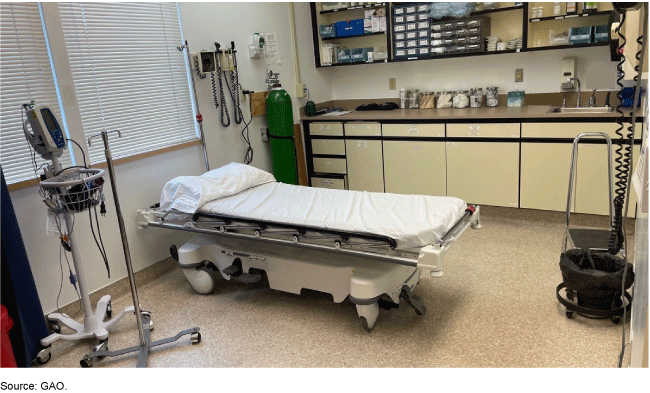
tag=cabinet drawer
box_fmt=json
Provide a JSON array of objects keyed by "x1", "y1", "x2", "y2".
[
  {"x1": 344, "y1": 122, "x2": 381, "y2": 136},
  {"x1": 382, "y1": 123, "x2": 444, "y2": 137},
  {"x1": 313, "y1": 157, "x2": 347, "y2": 174},
  {"x1": 311, "y1": 176, "x2": 346, "y2": 190},
  {"x1": 522, "y1": 122, "x2": 642, "y2": 139},
  {"x1": 311, "y1": 139, "x2": 345, "y2": 155},
  {"x1": 447, "y1": 123, "x2": 519, "y2": 138},
  {"x1": 310, "y1": 122, "x2": 343, "y2": 136}
]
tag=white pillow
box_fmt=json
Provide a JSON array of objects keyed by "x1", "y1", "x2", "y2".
[{"x1": 160, "y1": 163, "x2": 276, "y2": 213}]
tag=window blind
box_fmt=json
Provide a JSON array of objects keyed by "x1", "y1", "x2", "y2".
[
  {"x1": 58, "y1": 2, "x2": 197, "y2": 164},
  {"x1": 0, "y1": 2, "x2": 73, "y2": 184}
]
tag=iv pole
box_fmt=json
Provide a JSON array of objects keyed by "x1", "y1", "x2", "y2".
[{"x1": 80, "y1": 130, "x2": 201, "y2": 368}]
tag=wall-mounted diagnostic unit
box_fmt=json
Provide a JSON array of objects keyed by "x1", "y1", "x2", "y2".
[{"x1": 198, "y1": 51, "x2": 216, "y2": 74}]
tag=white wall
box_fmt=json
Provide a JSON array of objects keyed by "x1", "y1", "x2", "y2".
[
  {"x1": 325, "y1": 46, "x2": 617, "y2": 100},
  {"x1": 6, "y1": 2, "x2": 330, "y2": 314}
]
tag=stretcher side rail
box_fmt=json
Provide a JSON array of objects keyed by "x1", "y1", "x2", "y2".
[{"x1": 138, "y1": 205, "x2": 480, "y2": 273}]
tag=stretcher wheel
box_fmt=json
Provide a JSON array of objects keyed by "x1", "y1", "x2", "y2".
[
  {"x1": 35, "y1": 346, "x2": 52, "y2": 365},
  {"x1": 193, "y1": 266, "x2": 218, "y2": 295},
  {"x1": 611, "y1": 315, "x2": 621, "y2": 324},
  {"x1": 566, "y1": 311, "x2": 574, "y2": 319}
]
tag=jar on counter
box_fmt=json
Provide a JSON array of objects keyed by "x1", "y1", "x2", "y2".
[
  {"x1": 437, "y1": 91, "x2": 453, "y2": 109},
  {"x1": 486, "y1": 86, "x2": 499, "y2": 107},
  {"x1": 453, "y1": 90, "x2": 469, "y2": 108},
  {"x1": 470, "y1": 88, "x2": 483, "y2": 108}
]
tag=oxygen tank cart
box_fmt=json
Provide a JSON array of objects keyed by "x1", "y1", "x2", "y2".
[{"x1": 266, "y1": 85, "x2": 298, "y2": 185}]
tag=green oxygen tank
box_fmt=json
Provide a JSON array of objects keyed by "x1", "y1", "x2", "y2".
[{"x1": 266, "y1": 85, "x2": 298, "y2": 185}]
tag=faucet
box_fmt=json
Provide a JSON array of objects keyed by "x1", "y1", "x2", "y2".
[
  {"x1": 589, "y1": 89, "x2": 596, "y2": 107},
  {"x1": 567, "y1": 77, "x2": 581, "y2": 107}
]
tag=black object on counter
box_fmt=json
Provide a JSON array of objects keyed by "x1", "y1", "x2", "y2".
[{"x1": 356, "y1": 102, "x2": 399, "y2": 111}]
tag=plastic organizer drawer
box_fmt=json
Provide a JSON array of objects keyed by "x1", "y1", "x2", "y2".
[
  {"x1": 394, "y1": 32, "x2": 405, "y2": 41},
  {"x1": 405, "y1": 14, "x2": 417, "y2": 23},
  {"x1": 344, "y1": 122, "x2": 381, "y2": 136},
  {"x1": 311, "y1": 176, "x2": 346, "y2": 190},
  {"x1": 405, "y1": 31, "x2": 417, "y2": 40}
]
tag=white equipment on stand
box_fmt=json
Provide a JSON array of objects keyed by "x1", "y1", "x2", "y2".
[{"x1": 23, "y1": 103, "x2": 135, "y2": 364}]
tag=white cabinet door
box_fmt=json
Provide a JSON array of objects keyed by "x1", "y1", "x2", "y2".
[
  {"x1": 345, "y1": 139, "x2": 384, "y2": 192},
  {"x1": 575, "y1": 144, "x2": 639, "y2": 216},
  {"x1": 383, "y1": 141, "x2": 446, "y2": 196},
  {"x1": 520, "y1": 143, "x2": 574, "y2": 212},
  {"x1": 446, "y1": 142, "x2": 519, "y2": 207}
]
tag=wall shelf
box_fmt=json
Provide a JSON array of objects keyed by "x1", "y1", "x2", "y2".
[
  {"x1": 321, "y1": 31, "x2": 386, "y2": 41},
  {"x1": 320, "y1": 59, "x2": 389, "y2": 67},
  {"x1": 320, "y1": 2, "x2": 386, "y2": 15},
  {"x1": 529, "y1": 10, "x2": 611, "y2": 23},
  {"x1": 525, "y1": 41, "x2": 608, "y2": 52}
]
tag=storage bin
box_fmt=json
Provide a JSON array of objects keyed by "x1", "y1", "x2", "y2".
[
  {"x1": 394, "y1": 23, "x2": 406, "y2": 32},
  {"x1": 394, "y1": 15, "x2": 405, "y2": 24},
  {"x1": 431, "y1": 32, "x2": 442, "y2": 39},
  {"x1": 431, "y1": 46, "x2": 447, "y2": 54},
  {"x1": 393, "y1": 6, "x2": 406, "y2": 15},
  {"x1": 394, "y1": 32, "x2": 405, "y2": 41},
  {"x1": 405, "y1": 31, "x2": 418, "y2": 39},
  {"x1": 394, "y1": 49, "x2": 407, "y2": 57},
  {"x1": 350, "y1": 48, "x2": 365, "y2": 62},
  {"x1": 405, "y1": 14, "x2": 417, "y2": 23},
  {"x1": 337, "y1": 48, "x2": 351, "y2": 63},
  {"x1": 455, "y1": 37, "x2": 467, "y2": 44},
  {"x1": 594, "y1": 25, "x2": 608, "y2": 43},
  {"x1": 467, "y1": 35, "x2": 481, "y2": 44},
  {"x1": 467, "y1": 43, "x2": 481, "y2": 52},
  {"x1": 335, "y1": 19, "x2": 364, "y2": 37},
  {"x1": 406, "y1": 23, "x2": 417, "y2": 31},
  {"x1": 319, "y1": 24, "x2": 336, "y2": 39},
  {"x1": 406, "y1": 40, "x2": 418, "y2": 48},
  {"x1": 322, "y1": 2, "x2": 350, "y2": 11},
  {"x1": 418, "y1": 38, "x2": 429, "y2": 47},
  {"x1": 418, "y1": 30, "x2": 429, "y2": 38},
  {"x1": 417, "y1": 13, "x2": 429, "y2": 21},
  {"x1": 419, "y1": 47, "x2": 430, "y2": 55},
  {"x1": 431, "y1": 39, "x2": 443, "y2": 47},
  {"x1": 416, "y1": 4, "x2": 430, "y2": 13},
  {"x1": 363, "y1": 47, "x2": 374, "y2": 61},
  {"x1": 394, "y1": 40, "x2": 406, "y2": 49},
  {"x1": 418, "y1": 21, "x2": 430, "y2": 29},
  {"x1": 569, "y1": 26, "x2": 593, "y2": 44},
  {"x1": 431, "y1": 23, "x2": 443, "y2": 31},
  {"x1": 404, "y1": 5, "x2": 417, "y2": 14}
]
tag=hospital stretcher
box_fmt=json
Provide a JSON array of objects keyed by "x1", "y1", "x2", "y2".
[{"x1": 138, "y1": 169, "x2": 481, "y2": 331}]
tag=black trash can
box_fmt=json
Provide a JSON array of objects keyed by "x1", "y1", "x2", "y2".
[{"x1": 557, "y1": 249, "x2": 634, "y2": 321}]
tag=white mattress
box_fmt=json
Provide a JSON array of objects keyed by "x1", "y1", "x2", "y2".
[{"x1": 198, "y1": 182, "x2": 467, "y2": 249}]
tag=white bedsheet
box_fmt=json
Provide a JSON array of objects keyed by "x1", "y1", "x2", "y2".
[{"x1": 198, "y1": 182, "x2": 467, "y2": 249}]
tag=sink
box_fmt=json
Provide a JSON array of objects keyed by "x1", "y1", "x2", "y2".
[{"x1": 549, "y1": 106, "x2": 615, "y2": 114}]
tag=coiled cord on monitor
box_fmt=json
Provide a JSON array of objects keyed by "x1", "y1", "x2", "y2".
[
  {"x1": 231, "y1": 50, "x2": 243, "y2": 125},
  {"x1": 213, "y1": 59, "x2": 230, "y2": 128},
  {"x1": 608, "y1": 13, "x2": 631, "y2": 256}
]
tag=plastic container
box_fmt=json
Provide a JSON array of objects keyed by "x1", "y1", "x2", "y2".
[
  {"x1": 453, "y1": 91, "x2": 470, "y2": 108},
  {"x1": 507, "y1": 90, "x2": 526, "y2": 107},
  {"x1": 337, "y1": 48, "x2": 351, "y2": 63},
  {"x1": 486, "y1": 86, "x2": 499, "y2": 107},
  {"x1": 350, "y1": 48, "x2": 365, "y2": 62},
  {"x1": 437, "y1": 91, "x2": 453, "y2": 108},
  {"x1": 594, "y1": 25, "x2": 609, "y2": 43},
  {"x1": 319, "y1": 24, "x2": 336, "y2": 39},
  {"x1": 569, "y1": 26, "x2": 593, "y2": 44},
  {"x1": 335, "y1": 19, "x2": 364, "y2": 37},
  {"x1": 470, "y1": 88, "x2": 483, "y2": 108}
]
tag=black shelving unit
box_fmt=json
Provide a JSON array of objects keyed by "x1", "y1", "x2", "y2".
[
  {"x1": 524, "y1": 41, "x2": 608, "y2": 52},
  {"x1": 321, "y1": 31, "x2": 386, "y2": 41},
  {"x1": 529, "y1": 10, "x2": 611, "y2": 23}
]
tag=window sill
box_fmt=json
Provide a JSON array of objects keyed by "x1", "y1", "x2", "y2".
[{"x1": 7, "y1": 139, "x2": 202, "y2": 191}]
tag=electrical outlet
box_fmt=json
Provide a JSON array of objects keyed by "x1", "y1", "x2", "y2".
[
  {"x1": 389, "y1": 78, "x2": 396, "y2": 90},
  {"x1": 515, "y1": 68, "x2": 524, "y2": 83}
]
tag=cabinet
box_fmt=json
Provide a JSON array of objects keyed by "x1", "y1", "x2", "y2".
[
  {"x1": 383, "y1": 141, "x2": 446, "y2": 196},
  {"x1": 575, "y1": 144, "x2": 640, "y2": 216},
  {"x1": 520, "y1": 143, "x2": 574, "y2": 211},
  {"x1": 446, "y1": 141, "x2": 519, "y2": 207},
  {"x1": 345, "y1": 139, "x2": 384, "y2": 192}
]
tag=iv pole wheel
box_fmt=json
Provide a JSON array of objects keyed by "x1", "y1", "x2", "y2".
[
  {"x1": 80, "y1": 357, "x2": 94, "y2": 368},
  {"x1": 35, "y1": 346, "x2": 52, "y2": 365},
  {"x1": 93, "y1": 339, "x2": 109, "y2": 360},
  {"x1": 49, "y1": 320, "x2": 61, "y2": 334},
  {"x1": 105, "y1": 299, "x2": 112, "y2": 319},
  {"x1": 190, "y1": 331, "x2": 202, "y2": 344},
  {"x1": 565, "y1": 311, "x2": 574, "y2": 319}
]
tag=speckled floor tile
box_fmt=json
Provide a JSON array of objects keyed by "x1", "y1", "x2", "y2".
[{"x1": 40, "y1": 207, "x2": 635, "y2": 368}]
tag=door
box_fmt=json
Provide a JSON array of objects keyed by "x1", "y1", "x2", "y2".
[
  {"x1": 345, "y1": 139, "x2": 384, "y2": 192},
  {"x1": 446, "y1": 141, "x2": 519, "y2": 207},
  {"x1": 520, "y1": 143, "x2": 574, "y2": 212},
  {"x1": 383, "y1": 140, "x2": 446, "y2": 196}
]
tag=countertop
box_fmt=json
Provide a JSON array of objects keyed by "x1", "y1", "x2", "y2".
[{"x1": 301, "y1": 105, "x2": 644, "y2": 122}]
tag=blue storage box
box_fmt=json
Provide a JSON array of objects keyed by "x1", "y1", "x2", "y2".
[
  {"x1": 335, "y1": 19, "x2": 364, "y2": 37},
  {"x1": 569, "y1": 26, "x2": 593, "y2": 44},
  {"x1": 594, "y1": 25, "x2": 608, "y2": 43},
  {"x1": 319, "y1": 24, "x2": 336, "y2": 39},
  {"x1": 620, "y1": 87, "x2": 644, "y2": 108}
]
